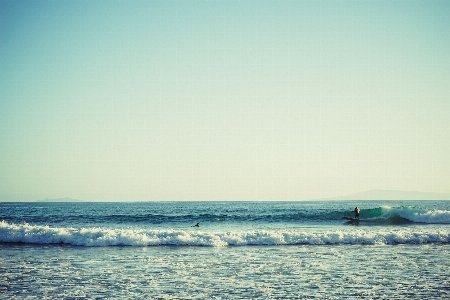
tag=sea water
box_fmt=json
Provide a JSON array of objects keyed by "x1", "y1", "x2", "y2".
[{"x1": 1, "y1": 201, "x2": 449, "y2": 299}]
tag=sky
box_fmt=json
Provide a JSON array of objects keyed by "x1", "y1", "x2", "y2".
[{"x1": 1, "y1": 0, "x2": 449, "y2": 201}]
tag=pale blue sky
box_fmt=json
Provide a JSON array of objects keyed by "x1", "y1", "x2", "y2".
[{"x1": 1, "y1": 0, "x2": 449, "y2": 201}]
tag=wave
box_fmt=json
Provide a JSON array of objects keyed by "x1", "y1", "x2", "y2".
[
  {"x1": 359, "y1": 206, "x2": 450, "y2": 224},
  {"x1": 1, "y1": 221, "x2": 449, "y2": 247},
  {"x1": 9, "y1": 208, "x2": 450, "y2": 225},
  {"x1": 2, "y1": 203, "x2": 450, "y2": 227}
]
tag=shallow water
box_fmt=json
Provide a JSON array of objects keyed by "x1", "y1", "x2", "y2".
[{"x1": 1, "y1": 243, "x2": 449, "y2": 299}]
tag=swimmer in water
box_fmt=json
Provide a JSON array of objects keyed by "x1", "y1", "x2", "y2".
[{"x1": 192, "y1": 223, "x2": 200, "y2": 227}]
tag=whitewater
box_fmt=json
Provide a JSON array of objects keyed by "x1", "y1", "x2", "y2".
[
  {"x1": 1, "y1": 200, "x2": 449, "y2": 299},
  {"x1": 1, "y1": 221, "x2": 450, "y2": 247}
]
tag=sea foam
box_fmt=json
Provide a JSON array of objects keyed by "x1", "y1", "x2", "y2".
[
  {"x1": 396, "y1": 208, "x2": 450, "y2": 224},
  {"x1": 361, "y1": 206, "x2": 450, "y2": 224},
  {"x1": 1, "y1": 221, "x2": 449, "y2": 247}
]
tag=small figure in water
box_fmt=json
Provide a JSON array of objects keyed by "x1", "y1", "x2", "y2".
[
  {"x1": 353, "y1": 207, "x2": 360, "y2": 219},
  {"x1": 192, "y1": 223, "x2": 200, "y2": 227}
]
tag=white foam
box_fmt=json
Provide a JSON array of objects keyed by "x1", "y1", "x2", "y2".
[
  {"x1": 394, "y1": 207, "x2": 450, "y2": 224},
  {"x1": 1, "y1": 221, "x2": 449, "y2": 246}
]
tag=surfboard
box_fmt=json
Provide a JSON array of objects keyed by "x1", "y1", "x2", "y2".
[{"x1": 343, "y1": 217, "x2": 360, "y2": 222}]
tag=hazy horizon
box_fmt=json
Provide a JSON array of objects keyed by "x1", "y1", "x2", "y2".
[
  {"x1": 2, "y1": 189, "x2": 450, "y2": 203},
  {"x1": 1, "y1": 0, "x2": 449, "y2": 202}
]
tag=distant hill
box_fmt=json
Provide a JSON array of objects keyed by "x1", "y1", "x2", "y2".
[
  {"x1": 36, "y1": 197, "x2": 86, "y2": 202},
  {"x1": 323, "y1": 189, "x2": 450, "y2": 201}
]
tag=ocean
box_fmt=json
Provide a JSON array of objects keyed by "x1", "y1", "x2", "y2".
[{"x1": 1, "y1": 200, "x2": 449, "y2": 299}]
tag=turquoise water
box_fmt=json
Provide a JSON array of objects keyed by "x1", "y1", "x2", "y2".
[{"x1": 1, "y1": 201, "x2": 450, "y2": 298}]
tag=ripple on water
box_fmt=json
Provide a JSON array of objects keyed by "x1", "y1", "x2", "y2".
[{"x1": 0, "y1": 244, "x2": 449, "y2": 299}]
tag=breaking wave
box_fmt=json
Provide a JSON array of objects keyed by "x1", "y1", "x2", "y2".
[
  {"x1": 1, "y1": 221, "x2": 449, "y2": 247},
  {"x1": 357, "y1": 206, "x2": 450, "y2": 224}
]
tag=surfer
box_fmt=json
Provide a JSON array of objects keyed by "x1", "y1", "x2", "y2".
[
  {"x1": 192, "y1": 223, "x2": 200, "y2": 227},
  {"x1": 353, "y1": 207, "x2": 360, "y2": 219}
]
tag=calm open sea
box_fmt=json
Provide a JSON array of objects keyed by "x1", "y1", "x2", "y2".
[{"x1": 1, "y1": 200, "x2": 450, "y2": 299}]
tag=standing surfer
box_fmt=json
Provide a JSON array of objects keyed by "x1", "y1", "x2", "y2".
[{"x1": 353, "y1": 207, "x2": 360, "y2": 219}]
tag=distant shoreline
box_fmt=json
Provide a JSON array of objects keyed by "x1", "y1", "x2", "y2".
[
  {"x1": 320, "y1": 189, "x2": 450, "y2": 201},
  {"x1": 1, "y1": 190, "x2": 449, "y2": 202},
  {"x1": 35, "y1": 197, "x2": 87, "y2": 203}
]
